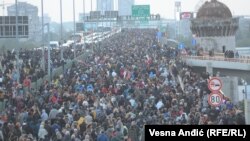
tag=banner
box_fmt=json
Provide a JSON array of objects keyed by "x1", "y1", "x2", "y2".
[{"x1": 180, "y1": 12, "x2": 194, "y2": 20}]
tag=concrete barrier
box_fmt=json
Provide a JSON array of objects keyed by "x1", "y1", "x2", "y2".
[
  {"x1": 220, "y1": 76, "x2": 239, "y2": 103},
  {"x1": 244, "y1": 99, "x2": 250, "y2": 124}
]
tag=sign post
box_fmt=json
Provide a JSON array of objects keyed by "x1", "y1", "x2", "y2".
[
  {"x1": 208, "y1": 77, "x2": 222, "y2": 92},
  {"x1": 208, "y1": 93, "x2": 223, "y2": 107},
  {"x1": 208, "y1": 77, "x2": 223, "y2": 107}
]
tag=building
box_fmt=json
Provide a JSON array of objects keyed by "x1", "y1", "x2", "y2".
[
  {"x1": 118, "y1": 0, "x2": 134, "y2": 16},
  {"x1": 190, "y1": 0, "x2": 239, "y2": 52},
  {"x1": 79, "y1": 13, "x2": 90, "y2": 22},
  {"x1": 178, "y1": 12, "x2": 194, "y2": 38},
  {"x1": 179, "y1": 19, "x2": 192, "y2": 38},
  {"x1": 42, "y1": 13, "x2": 51, "y2": 24},
  {"x1": 237, "y1": 16, "x2": 250, "y2": 36},
  {"x1": 97, "y1": 0, "x2": 114, "y2": 14},
  {"x1": 7, "y1": 2, "x2": 39, "y2": 41}
]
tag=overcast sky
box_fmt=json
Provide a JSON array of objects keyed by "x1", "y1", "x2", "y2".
[{"x1": 2, "y1": 0, "x2": 250, "y2": 22}]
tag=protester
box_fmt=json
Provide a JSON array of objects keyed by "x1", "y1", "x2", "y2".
[{"x1": 0, "y1": 28, "x2": 245, "y2": 141}]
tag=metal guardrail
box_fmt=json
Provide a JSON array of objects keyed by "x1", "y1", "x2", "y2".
[
  {"x1": 30, "y1": 49, "x2": 92, "y2": 90},
  {"x1": 181, "y1": 55, "x2": 250, "y2": 64}
]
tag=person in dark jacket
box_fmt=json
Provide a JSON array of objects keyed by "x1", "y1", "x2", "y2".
[
  {"x1": 111, "y1": 127, "x2": 123, "y2": 141},
  {"x1": 97, "y1": 130, "x2": 109, "y2": 141},
  {"x1": 128, "y1": 121, "x2": 140, "y2": 141}
]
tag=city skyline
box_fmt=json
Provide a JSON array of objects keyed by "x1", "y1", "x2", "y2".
[{"x1": 1, "y1": 0, "x2": 250, "y2": 23}]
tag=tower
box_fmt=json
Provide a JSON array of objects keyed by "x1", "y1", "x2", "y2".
[{"x1": 190, "y1": 0, "x2": 239, "y2": 52}]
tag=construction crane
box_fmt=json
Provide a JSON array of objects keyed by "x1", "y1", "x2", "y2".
[{"x1": 0, "y1": 0, "x2": 12, "y2": 16}]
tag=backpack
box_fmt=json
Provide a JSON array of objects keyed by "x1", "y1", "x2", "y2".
[
  {"x1": 123, "y1": 126, "x2": 128, "y2": 136},
  {"x1": 56, "y1": 131, "x2": 62, "y2": 139}
]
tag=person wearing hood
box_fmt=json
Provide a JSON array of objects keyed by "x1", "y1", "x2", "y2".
[{"x1": 38, "y1": 124, "x2": 48, "y2": 141}]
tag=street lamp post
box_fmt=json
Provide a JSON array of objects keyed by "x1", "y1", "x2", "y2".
[
  {"x1": 60, "y1": 0, "x2": 64, "y2": 61},
  {"x1": 41, "y1": 0, "x2": 45, "y2": 71},
  {"x1": 83, "y1": 0, "x2": 85, "y2": 46},
  {"x1": 15, "y1": 0, "x2": 20, "y2": 83},
  {"x1": 91, "y1": 0, "x2": 94, "y2": 47},
  {"x1": 46, "y1": 23, "x2": 51, "y2": 85},
  {"x1": 73, "y1": 0, "x2": 76, "y2": 58},
  {"x1": 245, "y1": 82, "x2": 248, "y2": 99}
]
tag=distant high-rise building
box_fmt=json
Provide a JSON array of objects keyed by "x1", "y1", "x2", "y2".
[
  {"x1": 7, "y1": 2, "x2": 39, "y2": 41},
  {"x1": 42, "y1": 14, "x2": 51, "y2": 24},
  {"x1": 97, "y1": 0, "x2": 114, "y2": 14},
  {"x1": 118, "y1": 0, "x2": 134, "y2": 16}
]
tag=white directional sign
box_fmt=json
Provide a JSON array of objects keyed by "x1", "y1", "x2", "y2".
[
  {"x1": 208, "y1": 77, "x2": 222, "y2": 92},
  {"x1": 208, "y1": 93, "x2": 223, "y2": 107}
]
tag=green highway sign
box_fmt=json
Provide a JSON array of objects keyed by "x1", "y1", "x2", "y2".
[{"x1": 132, "y1": 5, "x2": 150, "y2": 17}]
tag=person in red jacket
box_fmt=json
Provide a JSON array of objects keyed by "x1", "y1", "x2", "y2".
[
  {"x1": 23, "y1": 76, "x2": 31, "y2": 88},
  {"x1": 23, "y1": 76, "x2": 31, "y2": 96}
]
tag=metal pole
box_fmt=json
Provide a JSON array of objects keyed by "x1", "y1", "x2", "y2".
[
  {"x1": 83, "y1": 0, "x2": 85, "y2": 45},
  {"x1": 178, "y1": 6, "x2": 181, "y2": 41},
  {"x1": 91, "y1": 0, "x2": 93, "y2": 45},
  {"x1": 47, "y1": 23, "x2": 51, "y2": 85},
  {"x1": 109, "y1": 0, "x2": 111, "y2": 29},
  {"x1": 102, "y1": 1, "x2": 104, "y2": 37},
  {"x1": 60, "y1": 0, "x2": 63, "y2": 60},
  {"x1": 2, "y1": 0, "x2": 4, "y2": 16},
  {"x1": 174, "y1": 5, "x2": 177, "y2": 39},
  {"x1": 15, "y1": 0, "x2": 20, "y2": 83},
  {"x1": 83, "y1": 0, "x2": 85, "y2": 23},
  {"x1": 41, "y1": 0, "x2": 45, "y2": 71},
  {"x1": 73, "y1": 0, "x2": 76, "y2": 58},
  {"x1": 246, "y1": 83, "x2": 248, "y2": 99}
]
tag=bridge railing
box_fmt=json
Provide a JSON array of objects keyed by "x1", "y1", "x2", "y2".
[{"x1": 181, "y1": 55, "x2": 250, "y2": 64}]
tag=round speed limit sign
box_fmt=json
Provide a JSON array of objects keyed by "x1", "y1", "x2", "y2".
[{"x1": 208, "y1": 93, "x2": 223, "y2": 107}]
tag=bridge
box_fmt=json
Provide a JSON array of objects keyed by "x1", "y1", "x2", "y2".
[
  {"x1": 181, "y1": 53, "x2": 250, "y2": 83},
  {"x1": 182, "y1": 55, "x2": 250, "y2": 71},
  {"x1": 181, "y1": 54, "x2": 250, "y2": 119}
]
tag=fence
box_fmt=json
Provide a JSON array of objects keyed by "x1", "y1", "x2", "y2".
[
  {"x1": 30, "y1": 49, "x2": 93, "y2": 90},
  {"x1": 181, "y1": 55, "x2": 250, "y2": 64}
]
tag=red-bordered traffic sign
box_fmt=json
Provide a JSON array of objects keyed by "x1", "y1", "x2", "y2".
[
  {"x1": 208, "y1": 93, "x2": 223, "y2": 107},
  {"x1": 208, "y1": 77, "x2": 222, "y2": 92}
]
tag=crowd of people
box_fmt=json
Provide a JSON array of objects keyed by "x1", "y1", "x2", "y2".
[
  {"x1": 0, "y1": 41, "x2": 84, "y2": 95},
  {"x1": 224, "y1": 50, "x2": 239, "y2": 58},
  {"x1": 0, "y1": 28, "x2": 245, "y2": 141}
]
